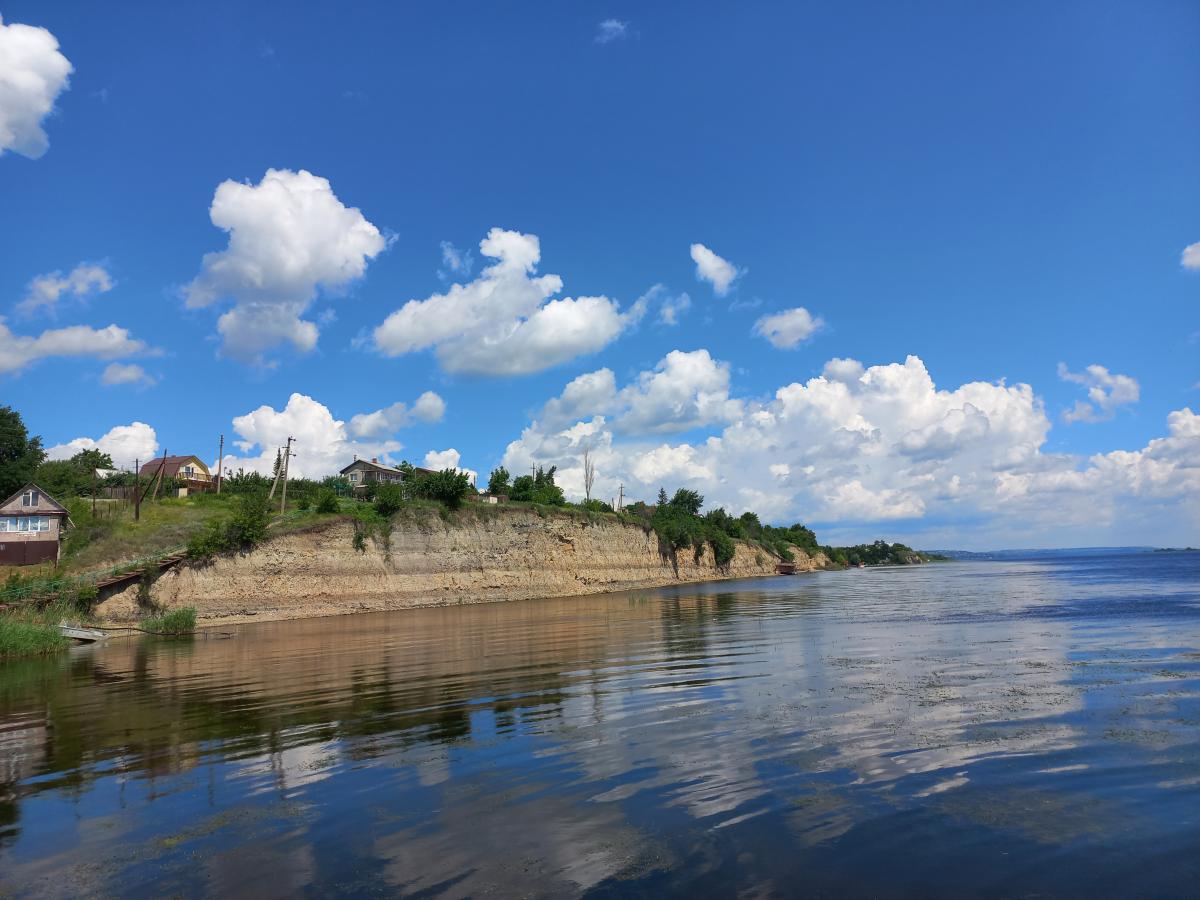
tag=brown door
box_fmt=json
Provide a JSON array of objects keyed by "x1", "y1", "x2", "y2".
[{"x1": 0, "y1": 541, "x2": 58, "y2": 566}]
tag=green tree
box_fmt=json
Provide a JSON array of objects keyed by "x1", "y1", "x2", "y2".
[
  {"x1": 511, "y1": 467, "x2": 565, "y2": 505},
  {"x1": 510, "y1": 474, "x2": 535, "y2": 502},
  {"x1": 417, "y1": 469, "x2": 473, "y2": 509},
  {"x1": 0, "y1": 406, "x2": 45, "y2": 499},
  {"x1": 704, "y1": 507, "x2": 745, "y2": 539},
  {"x1": 487, "y1": 466, "x2": 511, "y2": 495},
  {"x1": 668, "y1": 488, "x2": 704, "y2": 516},
  {"x1": 71, "y1": 448, "x2": 114, "y2": 472},
  {"x1": 34, "y1": 461, "x2": 86, "y2": 498},
  {"x1": 738, "y1": 511, "x2": 762, "y2": 539},
  {"x1": 656, "y1": 487, "x2": 669, "y2": 506}
]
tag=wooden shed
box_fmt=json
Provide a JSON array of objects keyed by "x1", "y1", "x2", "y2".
[{"x1": 0, "y1": 483, "x2": 72, "y2": 566}]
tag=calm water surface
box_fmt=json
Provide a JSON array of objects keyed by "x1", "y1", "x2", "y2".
[{"x1": 2, "y1": 553, "x2": 1199, "y2": 897}]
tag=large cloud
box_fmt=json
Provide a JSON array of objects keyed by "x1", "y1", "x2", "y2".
[
  {"x1": 0, "y1": 319, "x2": 147, "y2": 374},
  {"x1": 47, "y1": 422, "x2": 158, "y2": 469},
  {"x1": 373, "y1": 228, "x2": 646, "y2": 375},
  {"x1": 503, "y1": 352, "x2": 1200, "y2": 547},
  {"x1": 220, "y1": 392, "x2": 451, "y2": 480},
  {"x1": 184, "y1": 169, "x2": 386, "y2": 364},
  {"x1": 221, "y1": 394, "x2": 396, "y2": 479},
  {"x1": 0, "y1": 15, "x2": 72, "y2": 159},
  {"x1": 535, "y1": 349, "x2": 741, "y2": 435}
]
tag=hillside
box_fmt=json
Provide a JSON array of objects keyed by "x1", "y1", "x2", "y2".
[{"x1": 96, "y1": 505, "x2": 826, "y2": 625}]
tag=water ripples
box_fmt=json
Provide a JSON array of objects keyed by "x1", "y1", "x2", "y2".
[{"x1": 1, "y1": 553, "x2": 1199, "y2": 896}]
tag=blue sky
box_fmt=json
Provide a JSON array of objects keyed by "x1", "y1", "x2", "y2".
[{"x1": 1, "y1": 1, "x2": 1197, "y2": 548}]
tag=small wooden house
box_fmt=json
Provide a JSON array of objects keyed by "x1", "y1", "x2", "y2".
[
  {"x1": 139, "y1": 455, "x2": 213, "y2": 493},
  {"x1": 0, "y1": 484, "x2": 72, "y2": 566}
]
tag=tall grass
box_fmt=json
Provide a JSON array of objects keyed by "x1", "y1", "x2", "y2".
[
  {"x1": 138, "y1": 606, "x2": 197, "y2": 635},
  {"x1": 0, "y1": 600, "x2": 88, "y2": 659}
]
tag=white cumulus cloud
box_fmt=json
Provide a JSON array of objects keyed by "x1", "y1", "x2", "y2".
[
  {"x1": 423, "y1": 448, "x2": 478, "y2": 485},
  {"x1": 499, "y1": 352, "x2": 1200, "y2": 546},
  {"x1": 221, "y1": 393, "x2": 405, "y2": 480},
  {"x1": 0, "y1": 15, "x2": 72, "y2": 158},
  {"x1": 372, "y1": 228, "x2": 645, "y2": 376},
  {"x1": 690, "y1": 243, "x2": 742, "y2": 296},
  {"x1": 100, "y1": 362, "x2": 154, "y2": 387},
  {"x1": 47, "y1": 422, "x2": 158, "y2": 470},
  {"x1": 754, "y1": 307, "x2": 824, "y2": 348},
  {"x1": 184, "y1": 168, "x2": 386, "y2": 364},
  {"x1": 1058, "y1": 362, "x2": 1139, "y2": 423},
  {"x1": 348, "y1": 390, "x2": 446, "y2": 438},
  {"x1": 18, "y1": 263, "x2": 112, "y2": 316},
  {"x1": 0, "y1": 319, "x2": 147, "y2": 375},
  {"x1": 1181, "y1": 241, "x2": 1200, "y2": 270}
]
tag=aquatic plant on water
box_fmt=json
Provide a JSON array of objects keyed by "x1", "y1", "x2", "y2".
[{"x1": 139, "y1": 606, "x2": 198, "y2": 635}]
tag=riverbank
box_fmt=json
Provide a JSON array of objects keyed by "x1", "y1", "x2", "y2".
[{"x1": 94, "y1": 506, "x2": 825, "y2": 626}]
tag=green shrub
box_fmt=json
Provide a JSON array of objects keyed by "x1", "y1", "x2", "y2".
[
  {"x1": 297, "y1": 496, "x2": 311, "y2": 511},
  {"x1": 185, "y1": 492, "x2": 271, "y2": 560},
  {"x1": 708, "y1": 530, "x2": 736, "y2": 570},
  {"x1": 225, "y1": 493, "x2": 270, "y2": 549},
  {"x1": 139, "y1": 606, "x2": 197, "y2": 635},
  {"x1": 316, "y1": 490, "x2": 340, "y2": 514},
  {"x1": 373, "y1": 483, "x2": 404, "y2": 516}
]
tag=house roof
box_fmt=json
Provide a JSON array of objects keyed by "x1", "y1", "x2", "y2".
[
  {"x1": 0, "y1": 483, "x2": 70, "y2": 517},
  {"x1": 139, "y1": 455, "x2": 209, "y2": 479},
  {"x1": 339, "y1": 459, "x2": 438, "y2": 477},
  {"x1": 340, "y1": 458, "x2": 402, "y2": 475}
]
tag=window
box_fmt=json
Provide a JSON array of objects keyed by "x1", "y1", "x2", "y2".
[
  {"x1": 21, "y1": 490, "x2": 38, "y2": 507},
  {"x1": 0, "y1": 516, "x2": 49, "y2": 532}
]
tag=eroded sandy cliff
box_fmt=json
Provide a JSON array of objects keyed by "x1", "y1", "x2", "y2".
[{"x1": 97, "y1": 507, "x2": 824, "y2": 625}]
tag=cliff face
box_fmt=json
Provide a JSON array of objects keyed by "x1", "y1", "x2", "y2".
[{"x1": 98, "y1": 508, "x2": 825, "y2": 625}]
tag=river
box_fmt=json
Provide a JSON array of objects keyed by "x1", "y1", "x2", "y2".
[{"x1": 1, "y1": 552, "x2": 1198, "y2": 897}]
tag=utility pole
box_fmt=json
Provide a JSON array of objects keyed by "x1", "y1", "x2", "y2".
[
  {"x1": 268, "y1": 447, "x2": 283, "y2": 500},
  {"x1": 279, "y1": 436, "x2": 295, "y2": 514},
  {"x1": 151, "y1": 447, "x2": 168, "y2": 501},
  {"x1": 617, "y1": 483, "x2": 625, "y2": 511},
  {"x1": 134, "y1": 458, "x2": 141, "y2": 521},
  {"x1": 92, "y1": 466, "x2": 98, "y2": 517},
  {"x1": 215, "y1": 433, "x2": 224, "y2": 494}
]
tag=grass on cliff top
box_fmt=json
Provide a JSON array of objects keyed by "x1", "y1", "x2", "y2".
[{"x1": 60, "y1": 495, "x2": 238, "y2": 573}]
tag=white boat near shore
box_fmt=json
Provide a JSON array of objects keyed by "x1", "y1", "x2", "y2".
[{"x1": 58, "y1": 622, "x2": 109, "y2": 643}]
